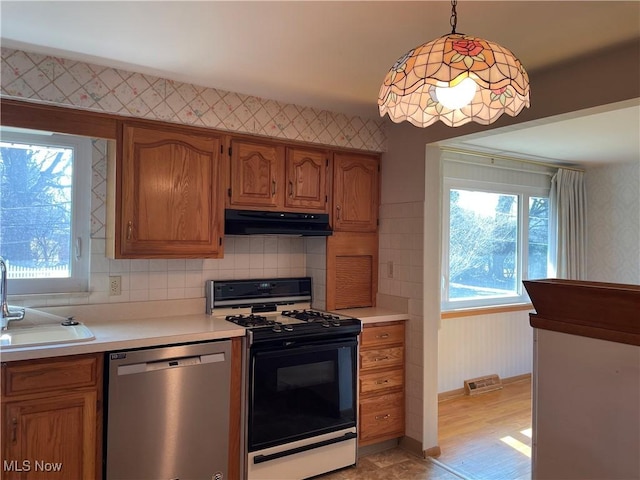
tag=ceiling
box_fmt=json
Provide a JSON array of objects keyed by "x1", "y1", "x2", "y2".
[{"x1": 1, "y1": 1, "x2": 639, "y2": 167}]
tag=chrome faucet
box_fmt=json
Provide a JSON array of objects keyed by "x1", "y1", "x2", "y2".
[{"x1": 0, "y1": 257, "x2": 25, "y2": 330}]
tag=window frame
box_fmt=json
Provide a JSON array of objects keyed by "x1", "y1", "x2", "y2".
[
  {"x1": 441, "y1": 177, "x2": 550, "y2": 312},
  {"x1": 0, "y1": 129, "x2": 91, "y2": 295}
]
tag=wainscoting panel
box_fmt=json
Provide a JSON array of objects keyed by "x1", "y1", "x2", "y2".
[{"x1": 437, "y1": 310, "x2": 534, "y2": 393}]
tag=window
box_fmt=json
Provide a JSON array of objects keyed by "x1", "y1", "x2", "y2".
[
  {"x1": 442, "y1": 177, "x2": 551, "y2": 311},
  {"x1": 0, "y1": 129, "x2": 91, "y2": 294}
]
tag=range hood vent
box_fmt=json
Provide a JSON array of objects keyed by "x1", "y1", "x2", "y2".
[{"x1": 224, "y1": 209, "x2": 332, "y2": 237}]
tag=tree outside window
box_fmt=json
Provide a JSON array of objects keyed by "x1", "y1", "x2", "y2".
[
  {"x1": 1, "y1": 142, "x2": 73, "y2": 278},
  {"x1": 443, "y1": 186, "x2": 549, "y2": 309},
  {"x1": 0, "y1": 130, "x2": 90, "y2": 294}
]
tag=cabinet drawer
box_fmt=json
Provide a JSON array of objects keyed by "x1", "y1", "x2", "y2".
[
  {"x1": 361, "y1": 323, "x2": 405, "y2": 348},
  {"x1": 360, "y1": 368, "x2": 403, "y2": 395},
  {"x1": 360, "y1": 346, "x2": 403, "y2": 371},
  {"x1": 359, "y1": 391, "x2": 404, "y2": 443},
  {"x1": 2, "y1": 354, "x2": 100, "y2": 397}
]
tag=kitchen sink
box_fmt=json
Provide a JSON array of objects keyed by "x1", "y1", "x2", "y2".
[{"x1": 0, "y1": 309, "x2": 95, "y2": 348}]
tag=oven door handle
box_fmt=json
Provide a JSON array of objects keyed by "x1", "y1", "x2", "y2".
[{"x1": 253, "y1": 432, "x2": 357, "y2": 465}]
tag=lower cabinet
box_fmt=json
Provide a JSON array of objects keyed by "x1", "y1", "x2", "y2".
[
  {"x1": 1, "y1": 354, "x2": 102, "y2": 480},
  {"x1": 358, "y1": 321, "x2": 405, "y2": 446}
]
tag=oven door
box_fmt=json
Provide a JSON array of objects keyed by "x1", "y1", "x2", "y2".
[{"x1": 248, "y1": 337, "x2": 358, "y2": 453}]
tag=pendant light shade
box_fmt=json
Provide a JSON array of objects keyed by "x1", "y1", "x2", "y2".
[{"x1": 378, "y1": 3, "x2": 530, "y2": 128}]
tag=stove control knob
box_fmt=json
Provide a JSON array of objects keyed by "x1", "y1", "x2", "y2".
[
  {"x1": 283, "y1": 325, "x2": 294, "y2": 332},
  {"x1": 272, "y1": 325, "x2": 282, "y2": 333},
  {"x1": 332, "y1": 319, "x2": 341, "y2": 327},
  {"x1": 321, "y1": 321, "x2": 331, "y2": 328}
]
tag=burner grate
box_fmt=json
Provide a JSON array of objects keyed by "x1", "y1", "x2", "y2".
[
  {"x1": 281, "y1": 309, "x2": 341, "y2": 324},
  {"x1": 225, "y1": 314, "x2": 279, "y2": 328}
]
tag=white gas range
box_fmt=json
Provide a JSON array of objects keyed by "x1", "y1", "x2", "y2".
[{"x1": 205, "y1": 277, "x2": 361, "y2": 480}]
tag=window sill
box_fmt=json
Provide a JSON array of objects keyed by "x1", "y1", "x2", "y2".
[{"x1": 441, "y1": 303, "x2": 534, "y2": 319}]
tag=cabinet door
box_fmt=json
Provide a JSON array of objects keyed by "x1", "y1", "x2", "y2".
[
  {"x1": 284, "y1": 148, "x2": 328, "y2": 212},
  {"x1": 333, "y1": 153, "x2": 379, "y2": 232},
  {"x1": 229, "y1": 140, "x2": 284, "y2": 208},
  {"x1": 326, "y1": 231, "x2": 378, "y2": 310},
  {"x1": 120, "y1": 124, "x2": 224, "y2": 258},
  {"x1": 3, "y1": 391, "x2": 97, "y2": 480}
]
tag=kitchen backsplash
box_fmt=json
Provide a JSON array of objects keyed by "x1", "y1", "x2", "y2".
[{"x1": 1, "y1": 47, "x2": 386, "y2": 152}]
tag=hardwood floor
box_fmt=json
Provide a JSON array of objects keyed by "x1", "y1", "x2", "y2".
[
  {"x1": 436, "y1": 376, "x2": 532, "y2": 479},
  {"x1": 318, "y1": 376, "x2": 532, "y2": 480}
]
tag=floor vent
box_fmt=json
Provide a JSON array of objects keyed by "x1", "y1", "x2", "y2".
[{"x1": 464, "y1": 374, "x2": 503, "y2": 395}]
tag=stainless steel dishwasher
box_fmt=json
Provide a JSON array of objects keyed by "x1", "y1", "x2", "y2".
[{"x1": 105, "y1": 340, "x2": 231, "y2": 480}]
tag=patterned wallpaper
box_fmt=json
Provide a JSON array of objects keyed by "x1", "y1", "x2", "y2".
[
  {"x1": 586, "y1": 161, "x2": 640, "y2": 284},
  {"x1": 90, "y1": 139, "x2": 108, "y2": 238},
  {"x1": 1, "y1": 48, "x2": 386, "y2": 152}
]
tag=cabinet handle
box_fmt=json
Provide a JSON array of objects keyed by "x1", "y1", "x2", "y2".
[
  {"x1": 375, "y1": 414, "x2": 391, "y2": 421},
  {"x1": 373, "y1": 356, "x2": 389, "y2": 362},
  {"x1": 376, "y1": 333, "x2": 390, "y2": 339},
  {"x1": 127, "y1": 221, "x2": 133, "y2": 240},
  {"x1": 11, "y1": 417, "x2": 17, "y2": 443},
  {"x1": 289, "y1": 181, "x2": 293, "y2": 197},
  {"x1": 375, "y1": 379, "x2": 390, "y2": 385},
  {"x1": 336, "y1": 205, "x2": 341, "y2": 220},
  {"x1": 272, "y1": 180, "x2": 276, "y2": 196}
]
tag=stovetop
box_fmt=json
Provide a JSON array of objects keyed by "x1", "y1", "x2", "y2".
[
  {"x1": 206, "y1": 277, "x2": 362, "y2": 343},
  {"x1": 225, "y1": 309, "x2": 343, "y2": 327}
]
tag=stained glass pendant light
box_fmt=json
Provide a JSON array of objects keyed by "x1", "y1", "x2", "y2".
[{"x1": 378, "y1": 0, "x2": 530, "y2": 128}]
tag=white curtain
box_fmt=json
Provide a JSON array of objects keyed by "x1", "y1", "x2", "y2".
[{"x1": 549, "y1": 168, "x2": 587, "y2": 279}]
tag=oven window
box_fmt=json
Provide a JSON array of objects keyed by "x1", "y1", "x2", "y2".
[
  {"x1": 277, "y1": 360, "x2": 334, "y2": 390},
  {"x1": 249, "y1": 340, "x2": 357, "y2": 451}
]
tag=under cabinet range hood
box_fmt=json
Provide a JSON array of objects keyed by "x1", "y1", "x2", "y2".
[{"x1": 224, "y1": 209, "x2": 332, "y2": 236}]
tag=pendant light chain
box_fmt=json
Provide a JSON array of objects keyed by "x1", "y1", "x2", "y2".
[{"x1": 450, "y1": 0, "x2": 458, "y2": 34}]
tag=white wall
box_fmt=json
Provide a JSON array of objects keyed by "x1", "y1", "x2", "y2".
[
  {"x1": 586, "y1": 161, "x2": 640, "y2": 284},
  {"x1": 379, "y1": 136, "x2": 440, "y2": 451},
  {"x1": 438, "y1": 311, "x2": 533, "y2": 392},
  {"x1": 533, "y1": 329, "x2": 640, "y2": 479}
]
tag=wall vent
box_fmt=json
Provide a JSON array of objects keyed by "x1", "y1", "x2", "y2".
[{"x1": 464, "y1": 374, "x2": 503, "y2": 395}]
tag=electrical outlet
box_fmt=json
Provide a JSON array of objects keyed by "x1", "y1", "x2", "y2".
[
  {"x1": 109, "y1": 276, "x2": 121, "y2": 296},
  {"x1": 387, "y1": 261, "x2": 394, "y2": 278}
]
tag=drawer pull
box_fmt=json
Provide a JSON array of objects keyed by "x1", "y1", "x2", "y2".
[
  {"x1": 376, "y1": 333, "x2": 390, "y2": 339},
  {"x1": 374, "y1": 356, "x2": 390, "y2": 362},
  {"x1": 375, "y1": 414, "x2": 391, "y2": 421},
  {"x1": 11, "y1": 417, "x2": 17, "y2": 443},
  {"x1": 375, "y1": 379, "x2": 389, "y2": 385}
]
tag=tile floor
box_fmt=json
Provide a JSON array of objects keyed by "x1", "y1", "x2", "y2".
[{"x1": 316, "y1": 448, "x2": 464, "y2": 480}]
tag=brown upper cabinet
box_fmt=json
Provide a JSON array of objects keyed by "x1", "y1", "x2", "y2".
[
  {"x1": 228, "y1": 139, "x2": 284, "y2": 209},
  {"x1": 332, "y1": 152, "x2": 379, "y2": 232},
  {"x1": 111, "y1": 122, "x2": 225, "y2": 258},
  {"x1": 285, "y1": 147, "x2": 329, "y2": 212},
  {"x1": 228, "y1": 139, "x2": 329, "y2": 213}
]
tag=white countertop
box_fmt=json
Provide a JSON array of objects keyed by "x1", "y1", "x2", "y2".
[
  {"x1": 333, "y1": 307, "x2": 409, "y2": 324},
  {"x1": 0, "y1": 300, "x2": 245, "y2": 362},
  {"x1": 1, "y1": 300, "x2": 409, "y2": 363}
]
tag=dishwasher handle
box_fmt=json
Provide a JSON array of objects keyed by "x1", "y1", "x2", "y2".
[{"x1": 116, "y1": 352, "x2": 226, "y2": 376}]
